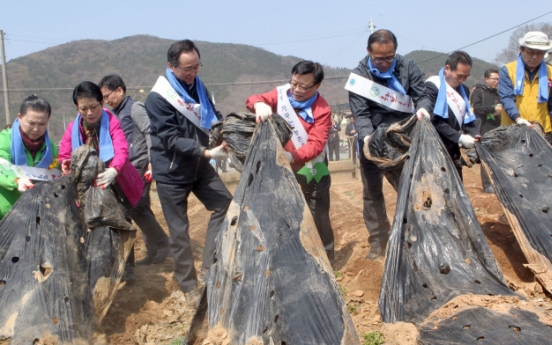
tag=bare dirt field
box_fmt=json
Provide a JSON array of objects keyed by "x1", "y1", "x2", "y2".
[{"x1": 102, "y1": 163, "x2": 551, "y2": 344}]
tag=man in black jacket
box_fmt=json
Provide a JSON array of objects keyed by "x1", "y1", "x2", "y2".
[
  {"x1": 100, "y1": 74, "x2": 170, "y2": 267},
  {"x1": 328, "y1": 118, "x2": 341, "y2": 161},
  {"x1": 347, "y1": 29, "x2": 431, "y2": 260},
  {"x1": 145, "y1": 40, "x2": 232, "y2": 306},
  {"x1": 345, "y1": 116, "x2": 358, "y2": 164},
  {"x1": 426, "y1": 51, "x2": 479, "y2": 181},
  {"x1": 471, "y1": 68, "x2": 501, "y2": 193}
]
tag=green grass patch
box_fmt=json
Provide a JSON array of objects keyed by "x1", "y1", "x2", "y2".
[
  {"x1": 347, "y1": 303, "x2": 360, "y2": 315},
  {"x1": 362, "y1": 331, "x2": 385, "y2": 345}
]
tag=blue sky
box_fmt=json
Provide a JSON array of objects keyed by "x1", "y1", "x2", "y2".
[{"x1": 1, "y1": 0, "x2": 551, "y2": 69}]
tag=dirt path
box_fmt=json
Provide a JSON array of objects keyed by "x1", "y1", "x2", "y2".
[{"x1": 102, "y1": 165, "x2": 551, "y2": 344}]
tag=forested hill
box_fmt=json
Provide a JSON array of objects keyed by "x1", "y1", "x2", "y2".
[{"x1": 1, "y1": 35, "x2": 497, "y2": 141}]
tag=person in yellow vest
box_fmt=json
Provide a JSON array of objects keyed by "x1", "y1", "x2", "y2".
[{"x1": 499, "y1": 31, "x2": 552, "y2": 143}]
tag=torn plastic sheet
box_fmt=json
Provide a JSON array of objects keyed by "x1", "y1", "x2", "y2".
[
  {"x1": 0, "y1": 145, "x2": 134, "y2": 344},
  {"x1": 190, "y1": 119, "x2": 359, "y2": 344},
  {"x1": 210, "y1": 112, "x2": 292, "y2": 173},
  {"x1": 379, "y1": 119, "x2": 515, "y2": 324},
  {"x1": 476, "y1": 124, "x2": 552, "y2": 293},
  {"x1": 418, "y1": 306, "x2": 552, "y2": 344}
]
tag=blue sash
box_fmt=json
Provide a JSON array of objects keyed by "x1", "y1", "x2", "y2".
[
  {"x1": 10, "y1": 118, "x2": 53, "y2": 168},
  {"x1": 71, "y1": 110, "x2": 114, "y2": 162}
]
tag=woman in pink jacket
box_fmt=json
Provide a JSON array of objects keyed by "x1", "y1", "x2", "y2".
[{"x1": 59, "y1": 81, "x2": 143, "y2": 280}]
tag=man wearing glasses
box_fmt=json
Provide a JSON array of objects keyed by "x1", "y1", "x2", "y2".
[
  {"x1": 246, "y1": 60, "x2": 336, "y2": 265},
  {"x1": 347, "y1": 29, "x2": 431, "y2": 260},
  {"x1": 426, "y1": 51, "x2": 479, "y2": 181},
  {"x1": 145, "y1": 40, "x2": 232, "y2": 307},
  {"x1": 499, "y1": 31, "x2": 552, "y2": 144},
  {"x1": 471, "y1": 68, "x2": 501, "y2": 193}
]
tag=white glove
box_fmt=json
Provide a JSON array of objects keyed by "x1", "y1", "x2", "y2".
[
  {"x1": 208, "y1": 144, "x2": 228, "y2": 159},
  {"x1": 416, "y1": 108, "x2": 430, "y2": 121},
  {"x1": 17, "y1": 177, "x2": 34, "y2": 193},
  {"x1": 95, "y1": 167, "x2": 118, "y2": 188},
  {"x1": 254, "y1": 102, "x2": 272, "y2": 122},
  {"x1": 515, "y1": 117, "x2": 532, "y2": 127},
  {"x1": 284, "y1": 151, "x2": 293, "y2": 163},
  {"x1": 460, "y1": 134, "x2": 476, "y2": 149}
]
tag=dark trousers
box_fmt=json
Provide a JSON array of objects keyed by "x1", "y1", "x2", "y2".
[
  {"x1": 328, "y1": 140, "x2": 340, "y2": 161},
  {"x1": 359, "y1": 148, "x2": 401, "y2": 249},
  {"x1": 215, "y1": 158, "x2": 227, "y2": 173},
  {"x1": 295, "y1": 172, "x2": 335, "y2": 263},
  {"x1": 156, "y1": 170, "x2": 232, "y2": 292},
  {"x1": 129, "y1": 181, "x2": 169, "y2": 254},
  {"x1": 348, "y1": 136, "x2": 358, "y2": 164}
]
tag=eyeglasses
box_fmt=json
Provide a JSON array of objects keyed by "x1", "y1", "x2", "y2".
[
  {"x1": 487, "y1": 77, "x2": 499, "y2": 81},
  {"x1": 78, "y1": 103, "x2": 101, "y2": 113},
  {"x1": 522, "y1": 48, "x2": 546, "y2": 57},
  {"x1": 289, "y1": 80, "x2": 317, "y2": 92},
  {"x1": 175, "y1": 62, "x2": 203, "y2": 74},
  {"x1": 102, "y1": 90, "x2": 115, "y2": 100},
  {"x1": 370, "y1": 54, "x2": 396, "y2": 63}
]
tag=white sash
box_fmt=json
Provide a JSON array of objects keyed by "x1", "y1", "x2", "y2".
[
  {"x1": 0, "y1": 157, "x2": 61, "y2": 181},
  {"x1": 345, "y1": 73, "x2": 415, "y2": 113},
  {"x1": 150, "y1": 76, "x2": 208, "y2": 134},
  {"x1": 426, "y1": 76, "x2": 466, "y2": 126},
  {"x1": 276, "y1": 84, "x2": 324, "y2": 163}
]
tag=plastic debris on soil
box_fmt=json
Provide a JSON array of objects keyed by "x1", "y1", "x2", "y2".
[
  {"x1": 0, "y1": 145, "x2": 134, "y2": 344},
  {"x1": 187, "y1": 116, "x2": 360, "y2": 345},
  {"x1": 476, "y1": 124, "x2": 552, "y2": 294},
  {"x1": 371, "y1": 118, "x2": 552, "y2": 344}
]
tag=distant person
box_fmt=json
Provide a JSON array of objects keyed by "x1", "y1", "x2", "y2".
[
  {"x1": 246, "y1": 60, "x2": 336, "y2": 264},
  {"x1": 347, "y1": 29, "x2": 431, "y2": 260},
  {"x1": 471, "y1": 68, "x2": 502, "y2": 193},
  {"x1": 145, "y1": 39, "x2": 232, "y2": 306},
  {"x1": 58, "y1": 81, "x2": 144, "y2": 281},
  {"x1": 215, "y1": 157, "x2": 227, "y2": 173},
  {"x1": 345, "y1": 116, "x2": 358, "y2": 164},
  {"x1": 0, "y1": 95, "x2": 58, "y2": 219},
  {"x1": 328, "y1": 118, "x2": 341, "y2": 161},
  {"x1": 499, "y1": 31, "x2": 552, "y2": 144},
  {"x1": 426, "y1": 51, "x2": 479, "y2": 181},
  {"x1": 99, "y1": 74, "x2": 170, "y2": 266}
]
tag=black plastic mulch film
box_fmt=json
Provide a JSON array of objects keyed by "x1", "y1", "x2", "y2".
[
  {"x1": 187, "y1": 115, "x2": 360, "y2": 345},
  {"x1": 0, "y1": 145, "x2": 134, "y2": 344},
  {"x1": 374, "y1": 118, "x2": 552, "y2": 344}
]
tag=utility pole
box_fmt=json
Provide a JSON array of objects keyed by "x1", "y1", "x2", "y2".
[
  {"x1": 0, "y1": 30, "x2": 9, "y2": 125},
  {"x1": 369, "y1": 18, "x2": 375, "y2": 34}
]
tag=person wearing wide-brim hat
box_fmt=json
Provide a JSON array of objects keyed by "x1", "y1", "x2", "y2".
[{"x1": 499, "y1": 31, "x2": 552, "y2": 144}]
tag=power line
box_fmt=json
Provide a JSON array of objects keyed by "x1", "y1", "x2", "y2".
[{"x1": 416, "y1": 9, "x2": 552, "y2": 65}]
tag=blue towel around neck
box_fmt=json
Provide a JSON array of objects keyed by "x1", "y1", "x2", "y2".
[
  {"x1": 514, "y1": 53, "x2": 549, "y2": 103},
  {"x1": 10, "y1": 118, "x2": 53, "y2": 168},
  {"x1": 165, "y1": 67, "x2": 217, "y2": 130},
  {"x1": 367, "y1": 58, "x2": 406, "y2": 95},
  {"x1": 433, "y1": 68, "x2": 476, "y2": 124},
  {"x1": 71, "y1": 110, "x2": 114, "y2": 162},
  {"x1": 288, "y1": 91, "x2": 318, "y2": 124}
]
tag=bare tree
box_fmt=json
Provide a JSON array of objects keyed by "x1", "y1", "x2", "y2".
[{"x1": 494, "y1": 22, "x2": 552, "y2": 66}]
